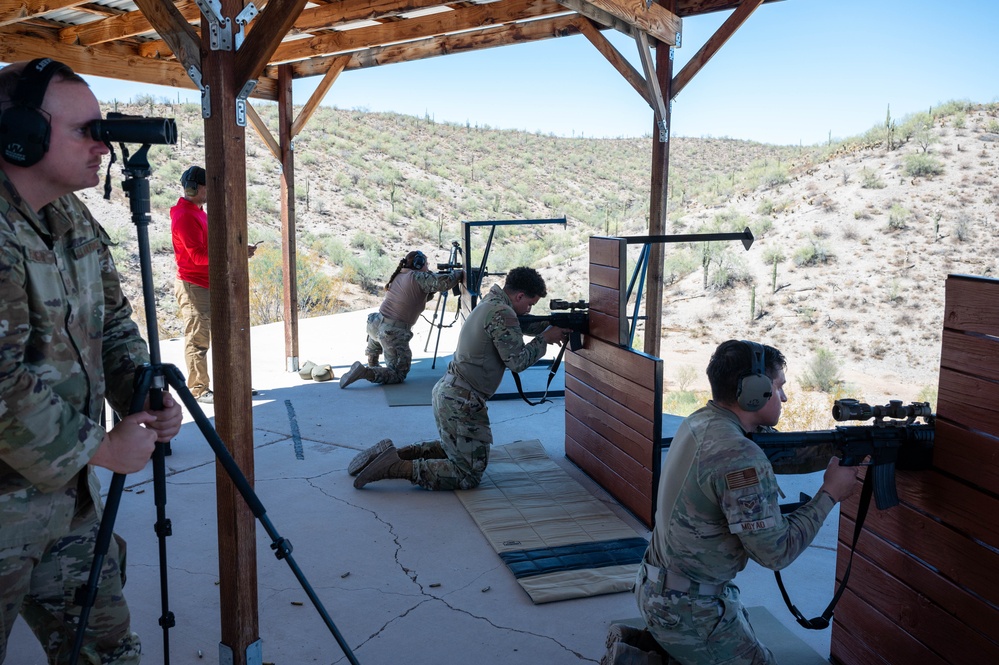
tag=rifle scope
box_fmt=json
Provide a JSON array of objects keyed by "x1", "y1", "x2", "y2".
[
  {"x1": 550, "y1": 299, "x2": 588, "y2": 311},
  {"x1": 832, "y1": 399, "x2": 933, "y2": 423},
  {"x1": 90, "y1": 112, "x2": 177, "y2": 145}
]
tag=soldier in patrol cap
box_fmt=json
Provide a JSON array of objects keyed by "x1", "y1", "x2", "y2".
[
  {"x1": 0, "y1": 59, "x2": 183, "y2": 662},
  {"x1": 623, "y1": 340, "x2": 858, "y2": 664},
  {"x1": 350, "y1": 266, "x2": 570, "y2": 490}
]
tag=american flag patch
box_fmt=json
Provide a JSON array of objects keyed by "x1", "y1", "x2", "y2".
[{"x1": 726, "y1": 467, "x2": 760, "y2": 490}]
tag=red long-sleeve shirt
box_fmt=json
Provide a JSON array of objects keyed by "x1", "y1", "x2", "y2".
[{"x1": 170, "y1": 196, "x2": 209, "y2": 288}]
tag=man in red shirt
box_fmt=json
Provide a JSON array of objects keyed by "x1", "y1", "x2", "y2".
[{"x1": 170, "y1": 166, "x2": 257, "y2": 404}]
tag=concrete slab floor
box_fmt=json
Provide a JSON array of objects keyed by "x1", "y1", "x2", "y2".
[{"x1": 8, "y1": 310, "x2": 838, "y2": 664}]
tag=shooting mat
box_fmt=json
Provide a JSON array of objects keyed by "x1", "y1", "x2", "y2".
[
  {"x1": 457, "y1": 438, "x2": 646, "y2": 604},
  {"x1": 382, "y1": 360, "x2": 565, "y2": 407}
]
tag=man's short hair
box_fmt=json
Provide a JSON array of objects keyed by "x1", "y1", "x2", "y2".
[
  {"x1": 504, "y1": 267, "x2": 547, "y2": 299},
  {"x1": 181, "y1": 165, "x2": 206, "y2": 195},
  {"x1": 706, "y1": 339, "x2": 786, "y2": 404},
  {"x1": 0, "y1": 60, "x2": 86, "y2": 107}
]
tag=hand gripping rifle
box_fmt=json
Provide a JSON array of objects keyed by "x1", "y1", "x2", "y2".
[
  {"x1": 747, "y1": 399, "x2": 934, "y2": 630},
  {"x1": 510, "y1": 299, "x2": 589, "y2": 405},
  {"x1": 517, "y1": 299, "x2": 589, "y2": 352}
]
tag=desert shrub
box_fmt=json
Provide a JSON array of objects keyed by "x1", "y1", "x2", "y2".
[
  {"x1": 799, "y1": 348, "x2": 842, "y2": 393},
  {"x1": 758, "y1": 163, "x2": 790, "y2": 189},
  {"x1": 792, "y1": 237, "x2": 830, "y2": 266},
  {"x1": 887, "y1": 204, "x2": 910, "y2": 231},
  {"x1": 663, "y1": 248, "x2": 699, "y2": 284},
  {"x1": 350, "y1": 230, "x2": 382, "y2": 253},
  {"x1": 662, "y1": 389, "x2": 708, "y2": 417},
  {"x1": 860, "y1": 167, "x2": 886, "y2": 189},
  {"x1": 903, "y1": 153, "x2": 944, "y2": 177},
  {"x1": 248, "y1": 246, "x2": 344, "y2": 325}
]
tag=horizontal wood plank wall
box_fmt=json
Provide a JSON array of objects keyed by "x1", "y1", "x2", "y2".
[
  {"x1": 565, "y1": 237, "x2": 663, "y2": 527},
  {"x1": 830, "y1": 274, "x2": 999, "y2": 665}
]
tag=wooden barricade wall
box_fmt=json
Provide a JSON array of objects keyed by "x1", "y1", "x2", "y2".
[
  {"x1": 565, "y1": 237, "x2": 663, "y2": 527},
  {"x1": 830, "y1": 274, "x2": 999, "y2": 665}
]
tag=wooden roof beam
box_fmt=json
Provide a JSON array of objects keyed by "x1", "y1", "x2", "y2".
[
  {"x1": 132, "y1": 0, "x2": 200, "y2": 78},
  {"x1": 0, "y1": 29, "x2": 193, "y2": 89},
  {"x1": 294, "y1": 0, "x2": 457, "y2": 32},
  {"x1": 290, "y1": 54, "x2": 349, "y2": 137},
  {"x1": 271, "y1": 0, "x2": 566, "y2": 64},
  {"x1": 58, "y1": 1, "x2": 203, "y2": 46},
  {"x1": 269, "y1": 13, "x2": 594, "y2": 78},
  {"x1": 236, "y1": 0, "x2": 309, "y2": 85},
  {"x1": 0, "y1": 0, "x2": 87, "y2": 29},
  {"x1": 558, "y1": 0, "x2": 680, "y2": 45},
  {"x1": 671, "y1": 0, "x2": 761, "y2": 98}
]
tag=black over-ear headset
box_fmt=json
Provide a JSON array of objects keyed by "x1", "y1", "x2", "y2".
[
  {"x1": 0, "y1": 58, "x2": 72, "y2": 168},
  {"x1": 410, "y1": 251, "x2": 427, "y2": 271},
  {"x1": 737, "y1": 340, "x2": 773, "y2": 412}
]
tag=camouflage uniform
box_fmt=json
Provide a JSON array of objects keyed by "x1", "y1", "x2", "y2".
[
  {"x1": 638, "y1": 402, "x2": 836, "y2": 664},
  {"x1": 411, "y1": 284, "x2": 548, "y2": 490},
  {"x1": 0, "y1": 173, "x2": 148, "y2": 663},
  {"x1": 364, "y1": 269, "x2": 461, "y2": 385}
]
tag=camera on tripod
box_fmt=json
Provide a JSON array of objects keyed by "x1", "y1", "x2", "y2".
[{"x1": 89, "y1": 112, "x2": 177, "y2": 145}]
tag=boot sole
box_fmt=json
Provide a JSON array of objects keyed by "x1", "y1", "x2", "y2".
[{"x1": 347, "y1": 439, "x2": 394, "y2": 476}]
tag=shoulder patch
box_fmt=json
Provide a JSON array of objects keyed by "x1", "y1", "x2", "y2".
[{"x1": 726, "y1": 467, "x2": 759, "y2": 490}]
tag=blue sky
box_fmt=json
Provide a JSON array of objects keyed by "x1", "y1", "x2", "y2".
[{"x1": 81, "y1": 0, "x2": 997, "y2": 146}]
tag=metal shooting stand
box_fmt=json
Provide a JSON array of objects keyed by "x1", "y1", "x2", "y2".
[
  {"x1": 71, "y1": 139, "x2": 359, "y2": 665},
  {"x1": 423, "y1": 240, "x2": 465, "y2": 369},
  {"x1": 622, "y1": 228, "x2": 755, "y2": 347},
  {"x1": 461, "y1": 217, "x2": 569, "y2": 401}
]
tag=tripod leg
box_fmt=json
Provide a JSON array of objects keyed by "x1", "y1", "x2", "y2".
[
  {"x1": 431, "y1": 290, "x2": 449, "y2": 369},
  {"x1": 161, "y1": 364, "x2": 360, "y2": 665},
  {"x1": 423, "y1": 291, "x2": 444, "y2": 353}
]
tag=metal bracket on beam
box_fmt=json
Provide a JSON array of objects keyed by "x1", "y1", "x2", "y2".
[
  {"x1": 194, "y1": 0, "x2": 232, "y2": 51},
  {"x1": 187, "y1": 65, "x2": 211, "y2": 119},
  {"x1": 235, "y1": 4, "x2": 259, "y2": 51},
  {"x1": 236, "y1": 80, "x2": 257, "y2": 127},
  {"x1": 219, "y1": 639, "x2": 263, "y2": 665}
]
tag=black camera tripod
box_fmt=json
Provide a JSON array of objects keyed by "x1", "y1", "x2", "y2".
[
  {"x1": 423, "y1": 240, "x2": 465, "y2": 369},
  {"x1": 71, "y1": 142, "x2": 358, "y2": 664}
]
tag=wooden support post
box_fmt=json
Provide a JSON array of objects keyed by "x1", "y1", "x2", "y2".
[
  {"x1": 202, "y1": 3, "x2": 259, "y2": 659},
  {"x1": 278, "y1": 64, "x2": 300, "y2": 372},
  {"x1": 645, "y1": 1, "x2": 675, "y2": 359}
]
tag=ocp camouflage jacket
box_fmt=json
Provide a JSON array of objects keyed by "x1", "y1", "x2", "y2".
[{"x1": 0, "y1": 171, "x2": 148, "y2": 548}]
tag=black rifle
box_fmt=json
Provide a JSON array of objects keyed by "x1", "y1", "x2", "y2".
[
  {"x1": 748, "y1": 399, "x2": 934, "y2": 510},
  {"x1": 508, "y1": 299, "x2": 588, "y2": 406},
  {"x1": 749, "y1": 399, "x2": 934, "y2": 631},
  {"x1": 518, "y1": 299, "x2": 589, "y2": 351}
]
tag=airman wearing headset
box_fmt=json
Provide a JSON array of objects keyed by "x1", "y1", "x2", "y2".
[
  {"x1": 610, "y1": 340, "x2": 858, "y2": 664},
  {"x1": 339, "y1": 250, "x2": 464, "y2": 388},
  {"x1": 0, "y1": 58, "x2": 182, "y2": 662}
]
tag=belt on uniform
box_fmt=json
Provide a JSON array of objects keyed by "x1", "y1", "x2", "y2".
[
  {"x1": 443, "y1": 372, "x2": 480, "y2": 395},
  {"x1": 641, "y1": 561, "x2": 725, "y2": 596}
]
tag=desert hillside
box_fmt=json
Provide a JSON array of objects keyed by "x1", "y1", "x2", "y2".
[{"x1": 81, "y1": 98, "x2": 998, "y2": 414}]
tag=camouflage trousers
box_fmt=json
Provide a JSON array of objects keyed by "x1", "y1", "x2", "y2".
[
  {"x1": 364, "y1": 313, "x2": 415, "y2": 385},
  {"x1": 411, "y1": 373, "x2": 493, "y2": 490},
  {"x1": 0, "y1": 507, "x2": 139, "y2": 664},
  {"x1": 636, "y1": 565, "x2": 775, "y2": 665},
  {"x1": 175, "y1": 279, "x2": 212, "y2": 397}
]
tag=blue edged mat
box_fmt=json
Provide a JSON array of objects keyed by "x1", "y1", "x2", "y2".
[{"x1": 457, "y1": 439, "x2": 647, "y2": 603}]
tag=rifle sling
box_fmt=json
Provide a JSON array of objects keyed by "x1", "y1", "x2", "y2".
[
  {"x1": 512, "y1": 342, "x2": 566, "y2": 406},
  {"x1": 774, "y1": 470, "x2": 874, "y2": 631}
]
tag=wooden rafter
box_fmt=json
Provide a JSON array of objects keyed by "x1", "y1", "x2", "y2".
[
  {"x1": 558, "y1": 0, "x2": 680, "y2": 45},
  {"x1": 290, "y1": 54, "x2": 349, "y2": 137},
  {"x1": 0, "y1": 0, "x2": 88, "y2": 29},
  {"x1": 270, "y1": 0, "x2": 566, "y2": 64},
  {"x1": 235, "y1": 0, "x2": 309, "y2": 84},
  {"x1": 58, "y1": 0, "x2": 203, "y2": 46},
  {"x1": 131, "y1": 0, "x2": 200, "y2": 77}
]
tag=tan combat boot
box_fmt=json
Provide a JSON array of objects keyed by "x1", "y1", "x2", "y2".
[
  {"x1": 353, "y1": 448, "x2": 414, "y2": 489},
  {"x1": 339, "y1": 361, "x2": 374, "y2": 389}
]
